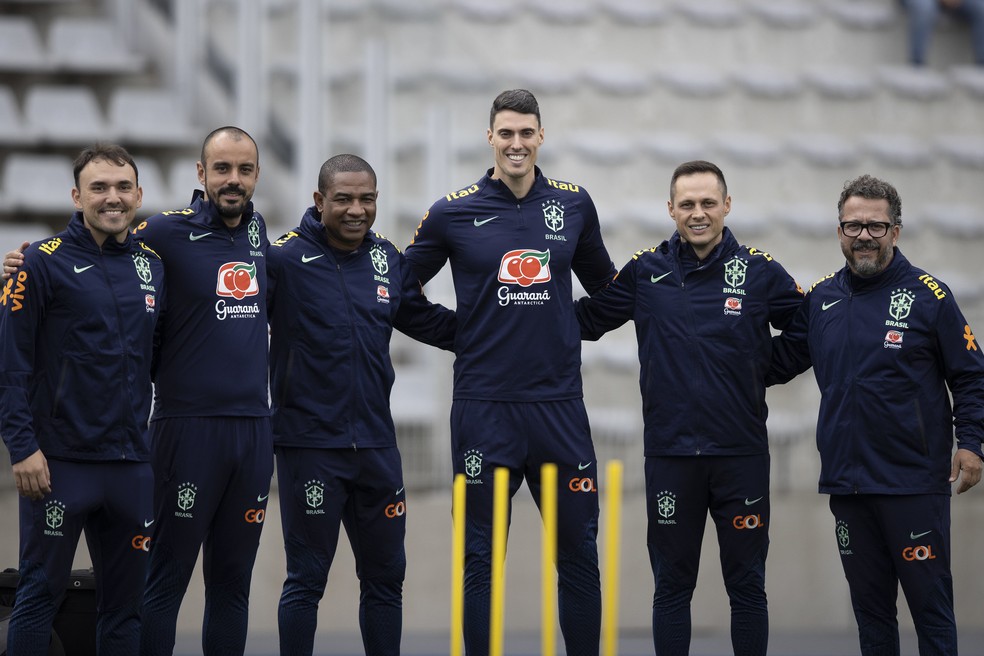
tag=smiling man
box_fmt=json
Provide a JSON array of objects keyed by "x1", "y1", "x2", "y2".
[
  {"x1": 0, "y1": 144, "x2": 164, "y2": 655},
  {"x1": 768, "y1": 174, "x2": 984, "y2": 656},
  {"x1": 267, "y1": 154, "x2": 455, "y2": 655},
  {"x1": 575, "y1": 160, "x2": 804, "y2": 656},
  {"x1": 405, "y1": 89, "x2": 617, "y2": 656}
]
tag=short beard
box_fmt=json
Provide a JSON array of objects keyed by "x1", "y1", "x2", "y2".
[{"x1": 846, "y1": 240, "x2": 890, "y2": 277}]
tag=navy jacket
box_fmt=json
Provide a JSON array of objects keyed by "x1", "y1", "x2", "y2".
[
  {"x1": 768, "y1": 249, "x2": 984, "y2": 494},
  {"x1": 577, "y1": 228, "x2": 804, "y2": 456},
  {"x1": 267, "y1": 208, "x2": 456, "y2": 449},
  {"x1": 0, "y1": 213, "x2": 165, "y2": 464},
  {"x1": 405, "y1": 167, "x2": 616, "y2": 401},
  {"x1": 133, "y1": 190, "x2": 270, "y2": 419}
]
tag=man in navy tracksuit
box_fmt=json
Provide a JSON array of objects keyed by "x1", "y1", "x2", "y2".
[
  {"x1": 576, "y1": 161, "x2": 804, "y2": 656},
  {"x1": 0, "y1": 144, "x2": 165, "y2": 655},
  {"x1": 768, "y1": 174, "x2": 984, "y2": 656},
  {"x1": 405, "y1": 90, "x2": 616, "y2": 656},
  {"x1": 133, "y1": 127, "x2": 273, "y2": 656},
  {"x1": 268, "y1": 154, "x2": 455, "y2": 656}
]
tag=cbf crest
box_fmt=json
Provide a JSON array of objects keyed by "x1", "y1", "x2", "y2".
[
  {"x1": 132, "y1": 252, "x2": 153, "y2": 284},
  {"x1": 724, "y1": 257, "x2": 747, "y2": 288},
  {"x1": 889, "y1": 288, "x2": 915, "y2": 321},
  {"x1": 248, "y1": 217, "x2": 261, "y2": 249},
  {"x1": 542, "y1": 200, "x2": 564, "y2": 233},
  {"x1": 464, "y1": 449, "x2": 483, "y2": 482},
  {"x1": 370, "y1": 244, "x2": 389, "y2": 276},
  {"x1": 45, "y1": 500, "x2": 66, "y2": 531},
  {"x1": 305, "y1": 480, "x2": 324, "y2": 509},
  {"x1": 657, "y1": 491, "x2": 676, "y2": 519},
  {"x1": 836, "y1": 520, "x2": 853, "y2": 555},
  {"x1": 177, "y1": 483, "x2": 197, "y2": 511}
]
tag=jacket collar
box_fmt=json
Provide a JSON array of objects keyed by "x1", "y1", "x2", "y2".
[
  {"x1": 840, "y1": 247, "x2": 908, "y2": 292},
  {"x1": 66, "y1": 211, "x2": 133, "y2": 254},
  {"x1": 191, "y1": 188, "x2": 255, "y2": 231}
]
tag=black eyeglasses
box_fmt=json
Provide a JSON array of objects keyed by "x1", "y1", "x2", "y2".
[{"x1": 839, "y1": 221, "x2": 895, "y2": 238}]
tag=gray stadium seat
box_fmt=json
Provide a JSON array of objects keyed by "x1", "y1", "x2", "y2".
[
  {"x1": 375, "y1": 0, "x2": 445, "y2": 22},
  {"x1": 863, "y1": 134, "x2": 934, "y2": 169},
  {"x1": 712, "y1": 132, "x2": 784, "y2": 167},
  {"x1": 599, "y1": 0, "x2": 673, "y2": 26},
  {"x1": 24, "y1": 85, "x2": 108, "y2": 144},
  {"x1": 804, "y1": 66, "x2": 878, "y2": 100},
  {"x1": 0, "y1": 16, "x2": 48, "y2": 72},
  {"x1": 567, "y1": 131, "x2": 637, "y2": 166},
  {"x1": 453, "y1": 0, "x2": 519, "y2": 23},
  {"x1": 825, "y1": 1, "x2": 898, "y2": 30},
  {"x1": 581, "y1": 63, "x2": 653, "y2": 96},
  {"x1": 746, "y1": 0, "x2": 819, "y2": 29},
  {"x1": 132, "y1": 157, "x2": 171, "y2": 216},
  {"x1": 528, "y1": 0, "x2": 596, "y2": 24},
  {"x1": 790, "y1": 133, "x2": 861, "y2": 168},
  {"x1": 0, "y1": 85, "x2": 37, "y2": 145},
  {"x1": 922, "y1": 204, "x2": 984, "y2": 240},
  {"x1": 638, "y1": 132, "x2": 708, "y2": 164},
  {"x1": 1, "y1": 153, "x2": 75, "y2": 215},
  {"x1": 951, "y1": 65, "x2": 984, "y2": 99},
  {"x1": 0, "y1": 222, "x2": 51, "y2": 248},
  {"x1": 109, "y1": 88, "x2": 198, "y2": 146},
  {"x1": 935, "y1": 134, "x2": 984, "y2": 168},
  {"x1": 877, "y1": 65, "x2": 951, "y2": 101},
  {"x1": 733, "y1": 66, "x2": 804, "y2": 99},
  {"x1": 674, "y1": 0, "x2": 745, "y2": 28},
  {"x1": 503, "y1": 63, "x2": 579, "y2": 95},
  {"x1": 777, "y1": 202, "x2": 834, "y2": 238},
  {"x1": 166, "y1": 157, "x2": 204, "y2": 209},
  {"x1": 657, "y1": 64, "x2": 730, "y2": 98},
  {"x1": 48, "y1": 17, "x2": 146, "y2": 73}
]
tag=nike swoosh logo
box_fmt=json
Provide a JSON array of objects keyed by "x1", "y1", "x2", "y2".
[
  {"x1": 73, "y1": 265, "x2": 94, "y2": 273},
  {"x1": 744, "y1": 497, "x2": 764, "y2": 506},
  {"x1": 144, "y1": 519, "x2": 155, "y2": 527},
  {"x1": 473, "y1": 216, "x2": 499, "y2": 227},
  {"x1": 396, "y1": 487, "x2": 405, "y2": 496},
  {"x1": 578, "y1": 462, "x2": 592, "y2": 471},
  {"x1": 821, "y1": 299, "x2": 842, "y2": 311},
  {"x1": 189, "y1": 232, "x2": 212, "y2": 241},
  {"x1": 650, "y1": 272, "x2": 671, "y2": 284},
  {"x1": 257, "y1": 493, "x2": 269, "y2": 502},
  {"x1": 301, "y1": 254, "x2": 324, "y2": 263},
  {"x1": 910, "y1": 530, "x2": 931, "y2": 540}
]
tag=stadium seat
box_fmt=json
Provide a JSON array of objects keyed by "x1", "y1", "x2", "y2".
[
  {"x1": 733, "y1": 66, "x2": 804, "y2": 99},
  {"x1": 825, "y1": 0, "x2": 898, "y2": 30},
  {"x1": 567, "y1": 131, "x2": 637, "y2": 166},
  {"x1": 877, "y1": 65, "x2": 951, "y2": 101},
  {"x1": 453, "y1": 0, "x2": 519, "y2": 23},
  {"x1": 951, "y1": 65, "x2": 984, "y2": 99},
  {"x1": 657, "y1": 64, "x2": 730, "y2": 98},
  {"x1": 863, "y1": 134, "x2": 933, "y2": 169},
  {"x1": 132, "y1": 157, "x2": 171, "y2": 216},
  {"x1": 746, "y1": 0, "x2": 819, "y2": 29},
  {"x1": 712, "y1": 132, "x2": 785, "y2": 167},
  {"x1": 789, "y1": 133, "x2": 861, "y2": 168},
  {"x1": 528, "y1": 0, "x2": 596, "y2": 24},
  {"x1": 935, "y1": 134, "x2": 984, "y2": 168},
  {"x1": 108, "y1": 88, "x2": 198, "y2": 146},
  {"x1": 0, "y1": 86, "x2": 37, "y2": 145},
  {"x1": 375, "y1": 0, "x2": 444, "y2": 22},
  {"x1": 0, "y1": 16, "x2": 48, "y2": 72},
  {"x1": 599, "y1": 0, "x2": 672, "y2": 26},
  {"x1": 921, "y1": 204, "x2": 984, "y2": 240},
  {"x1": 804, "y1": 66, "x2": 878, "y2": 100},
  {"x1": 674, "y1": 0, "x2": 745, "y2": 28},
  {"x1": 581, "y1": 63, "x2": 653, "y2": 96},
  {"x1": 503, "y1": 63, "x2": 579, "y2": 95},
  {"x1": 24, "y1": 85, "x2": 108, "y2": 144},
  {"x1": 48, "y1": 17, "x2": 146, "y2": 73},
  {"x1": 0, "y1": 153, "x2": 75, "y2": 215},
  {"x1": 638, "y1": 132, "x2": 708, "y2": 164},
  {"x1": 166, "y1": 157, "x2": 204, "y2": 209},
  {"x1": 777, "y1": 202, "x2": 834, "y2": 238}
]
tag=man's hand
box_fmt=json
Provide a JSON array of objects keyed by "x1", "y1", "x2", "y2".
[
  {"x1": 12, "y1": 450, "x2": 51, "y2": 500},
  {"x1": 950, "y1": 448, "x2": 982, "y2": 494},
  {"x1": 2, "y1": 242, "x2": 28, "y2": 280}
]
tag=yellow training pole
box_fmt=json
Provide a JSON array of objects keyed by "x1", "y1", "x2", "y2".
[
  {"x1": 451, "y1": 474, "x2": 466, "y2": 656},
  {"x1": 489, "y1": 467, "x2": 510, "y2": 656},
  {"x1": 603, "y1": 460, "x2": 624, "y2": 656},
  {"x1": 540, "y1": 463, "x2": 558, "y2": 656}
]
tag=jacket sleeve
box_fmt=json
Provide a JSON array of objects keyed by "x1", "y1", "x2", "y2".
[
  {"x1": 0, "y1": 251, "x2": 48, "y2": 464},
  {"x1": 394, "y1": 253, "x2": 457, "y2": 351},
  {"x1": 767, "y1": 260, "x2": 806, "y2": 331},
  {"x1": 575, "y1": 257, "x2": 636, "y2": 341},
  {"x1": 571, "y1": 193, "x2": 617, "y2": 295},
  {"x1": 404, "y1": 203, "x2": 450, "y2": 286},
  {"x1": 766, "y1": 290, "x2": 813, "y2": 386},
  {"x1": 936, "y1": 296, "x2": 984, "y2": 457}
]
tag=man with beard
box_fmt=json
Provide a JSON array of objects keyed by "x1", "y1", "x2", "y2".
[
  {"x1": 768, "y1": 174, "x2": 984, "y2": 656},
  {"x1": 0, "y1": 144, "x2": 164, "y2": 655}
]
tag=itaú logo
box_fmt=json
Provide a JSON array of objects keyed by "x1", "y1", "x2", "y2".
[
  {"x1": 902, "y1": 545, "x2": 936, "y2": 561},
  {"x1": 568, "y1": 477, "x2": 597, "y2": 493},
  {"x1": 385, "y1": 501, "x2": 406, "y2": 518},
  {"x1": 131, "y1": 535, "x2": 152, "y2": 551},
  {"x1": 244, "y1": 509, "x2": 265, "y2": 524},
  {"x1": 733, "y1": 514, "x2": 766, "y2": 530}
]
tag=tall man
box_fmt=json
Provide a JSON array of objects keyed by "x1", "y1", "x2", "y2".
[
  {"x1": 768, "y1": 174, "x2": 984, "y2": 656},
  {"x1": 0, "y1": 144, "x2": 165, "y2": 655},
  {"x1": 575, "y1": 161, "x2": 804, "y2": 656},
  {"x1": 404, "y1": 89, "x2": 617, "y2": 656},
  {"x1": 268, "y1": 154, "x2": 456, "y2": 655},
  {"x1": 133, "y1": 126, "x2": 272, "y2": 655}
]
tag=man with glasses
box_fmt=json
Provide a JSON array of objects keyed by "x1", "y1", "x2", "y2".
[{"x1": 768, "y1": 174, "x2": 984, "y2": 656}]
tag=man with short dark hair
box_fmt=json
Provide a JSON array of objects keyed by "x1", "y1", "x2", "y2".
[
  {"x1": 0, "y1": 144, "x2": 165, "y2": 655},
  {"x1": 768, "y1": 174, "x2": 984, "y2": 656},
  {"x1": 576, "y1": 160, "x2": 804, "y2": 656},
  {"x1": 405, "y1": 89, "x2": 617, "y2": 656}
]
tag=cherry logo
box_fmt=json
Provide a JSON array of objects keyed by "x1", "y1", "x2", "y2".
[
  {"x1": 885, "y1": 330, "x2": 903, "y2": 343},
  {"x1": 216, "y1": 262, "x2": 258, "y2": 299},
  {"x1": 725, "y1": 297, "x2": 742, "y2": 310},
  {"x1": 497, "y1": 249, "x2": 551, "y2": 287}
]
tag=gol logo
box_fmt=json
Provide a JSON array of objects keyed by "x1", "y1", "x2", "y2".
[
  {"x1": 244, "y1": 509, "x2": 265, "y2": 524},
  {"x1": 132, "y1": 535, "x2": 152, "y2": 551},
  {"x1": 733, "y1": 514, "x2": 765, "y2": 530},
  {"x1": 497, "y1": 249, "x2": 551, "y2": 288},
  {"x1": 385, "y1": 501, "x2": 406, "y2": 518},
  {"x1": 216, "y1": 262, "x2": 259, "y2": 300},
  {"x1": 902, "y1": 545, "x2": 936, "y2": 561},
  {"x1": 569, "y1": 477, "x2": 597, "y2": 493}
]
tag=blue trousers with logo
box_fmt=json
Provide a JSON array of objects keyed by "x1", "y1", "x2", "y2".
[
  {"x1": 8, "y1": 459, "x2": 152, "y2": 656},
  {"x1": 829, "y1": 494, "x2": 955, "y2": 656},
  {"x1": 275, "y1": 446, "x2": 406, "y2": 656},
  {"x1": 645, "y1": 454, "x2": 770, "y2": 656},
  {"x1": 140, "y1": 416, "x2": 273, "y2": 656},
  {"x1": 450, "y1": 399, "x2": 602, "y2": 656}
]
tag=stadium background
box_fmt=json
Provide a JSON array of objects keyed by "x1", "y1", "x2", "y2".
[{"x1": 1, "y1": 0, "x2": 983, "y2": 653}]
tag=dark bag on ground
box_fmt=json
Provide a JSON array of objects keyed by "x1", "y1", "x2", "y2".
[{"x1": 0, "y1": 567, "x2": 95, "y2": 656}]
